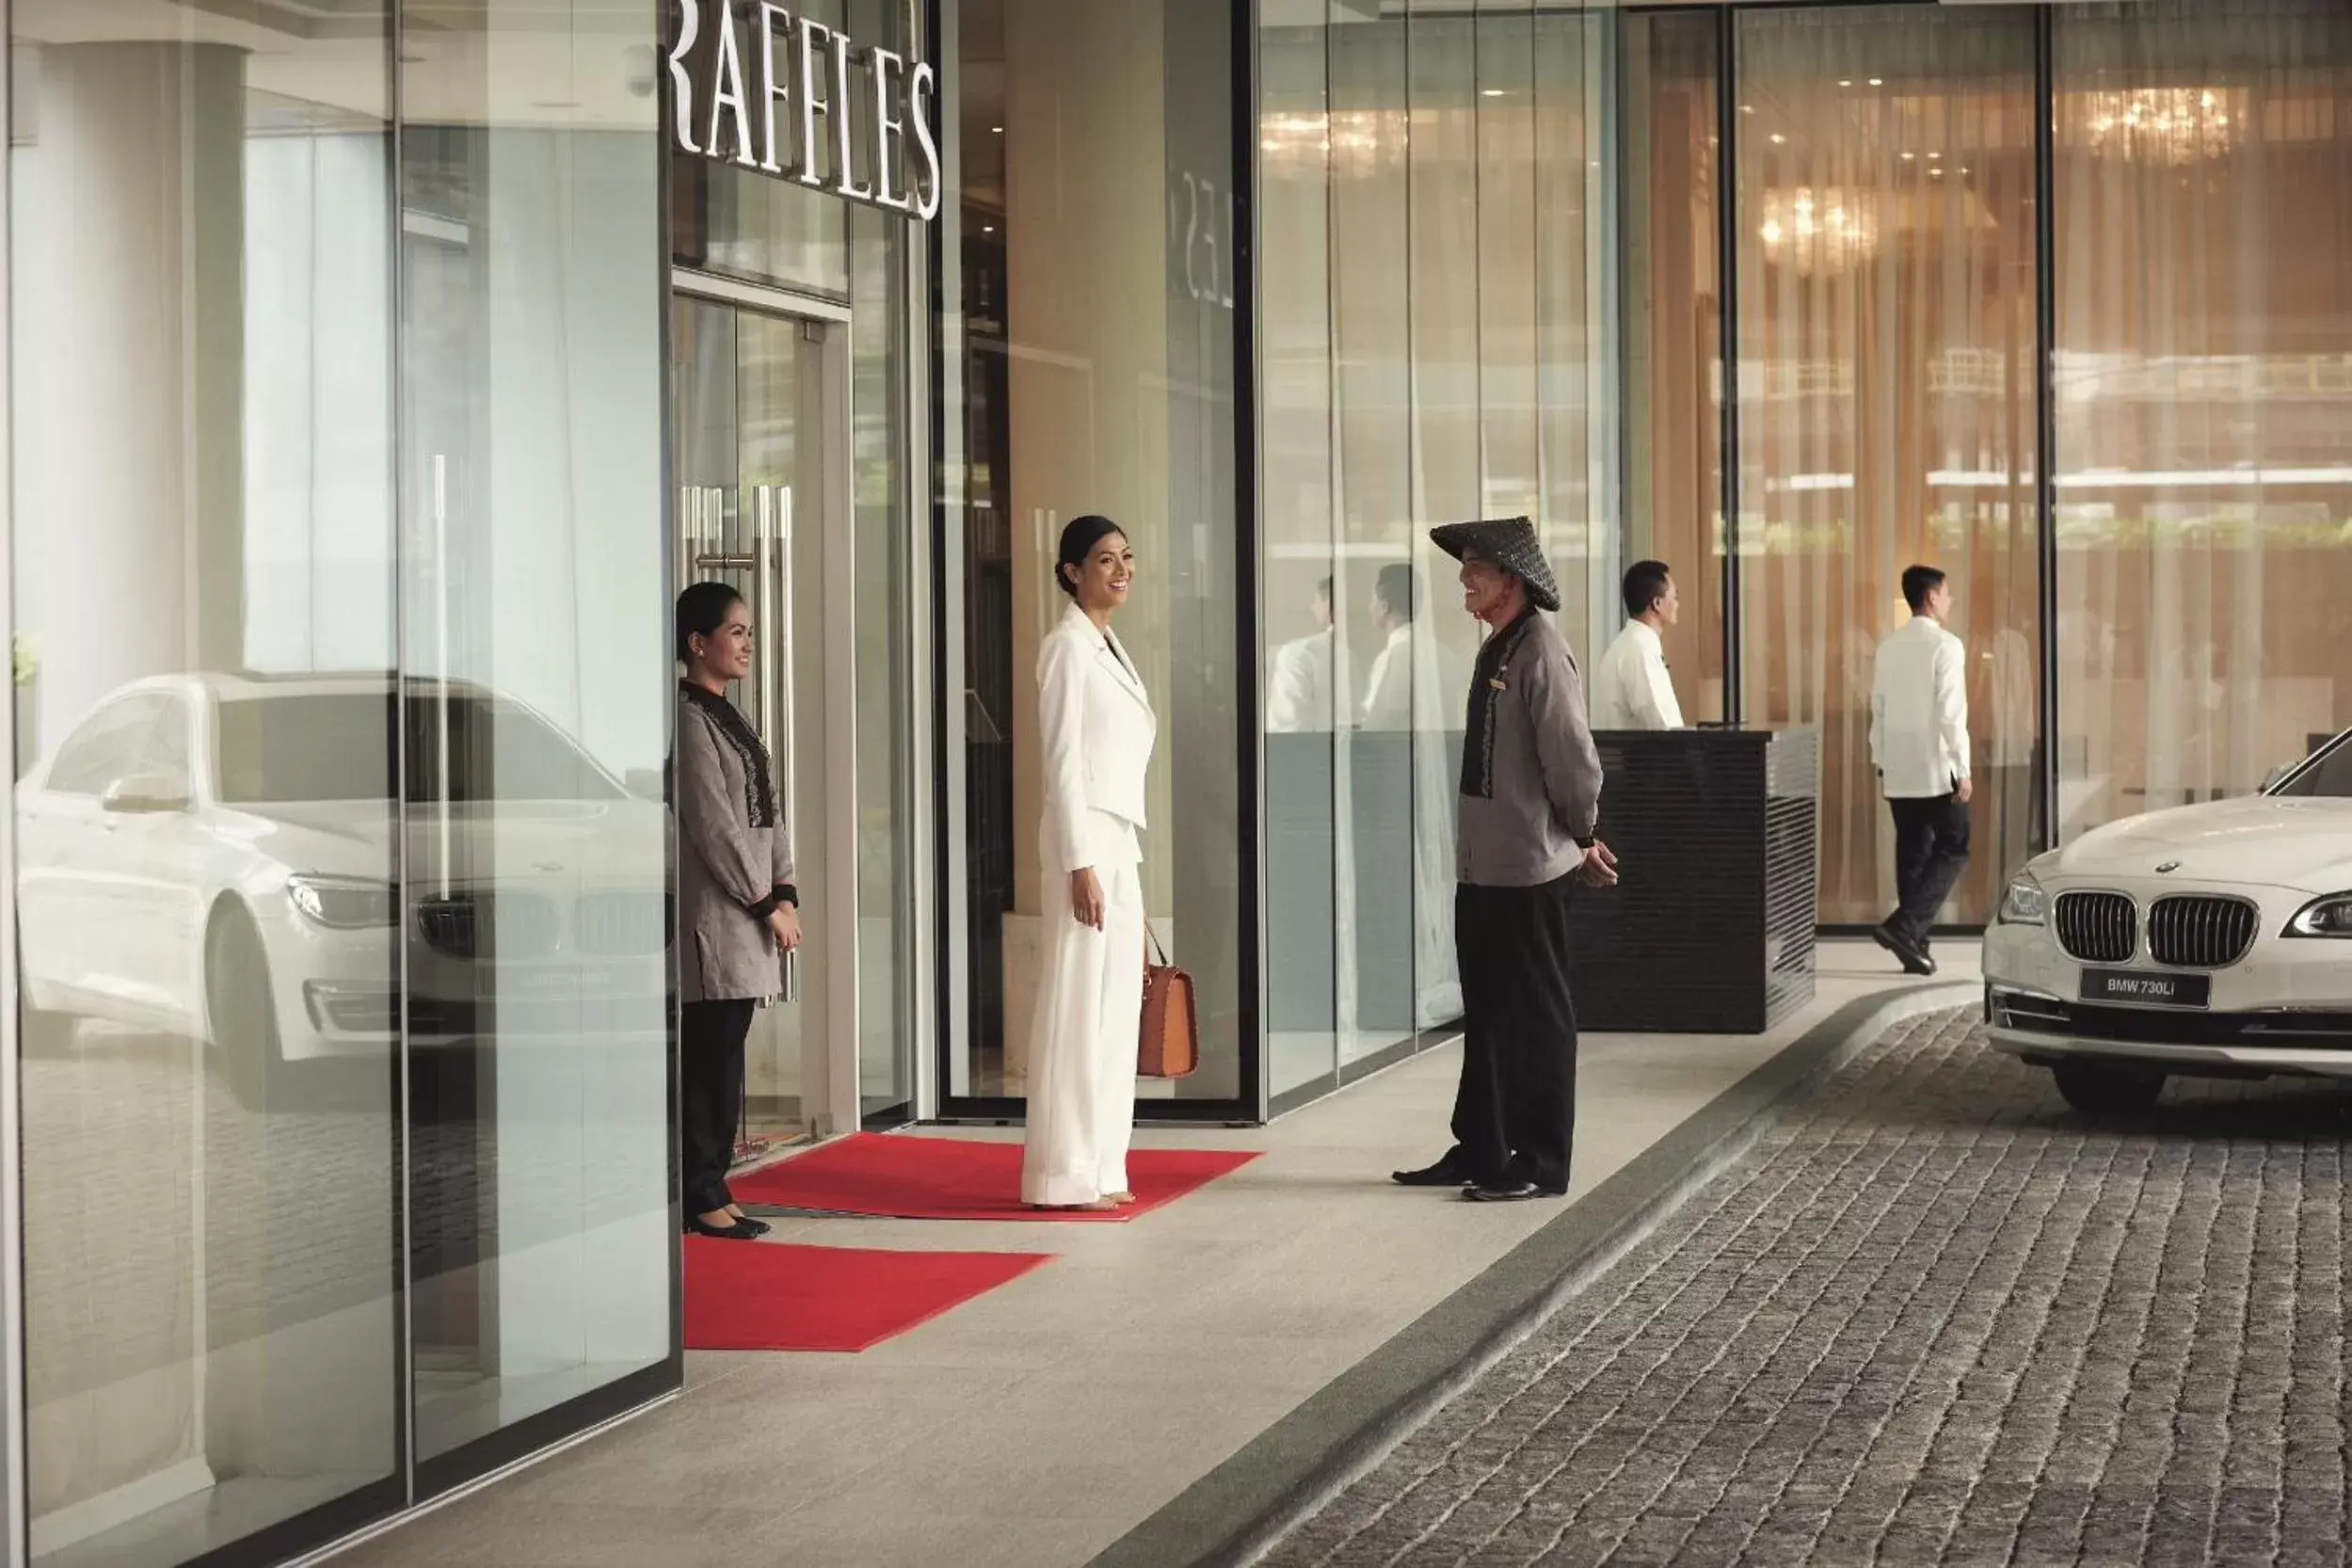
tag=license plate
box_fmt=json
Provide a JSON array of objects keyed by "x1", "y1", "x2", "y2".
[
  {"x1": 505, "y1": 966, "x2": 618, "y2": 995},
  {"x1": 2080, "y1": 968, "x2": 2211, "y2": 1009}
]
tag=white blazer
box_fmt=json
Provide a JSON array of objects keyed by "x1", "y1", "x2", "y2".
[
  {"x1": 1870, "y1": 615, "x2": 1971, "y2": 799},
  {"x1": 1037, "y1": 601, "x2": 1157, "y2": 872},
  {"x1": 1592, "y1": 619, "x2": 1685, "y2": 730}
]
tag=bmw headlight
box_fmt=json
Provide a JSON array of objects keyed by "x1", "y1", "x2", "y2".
[
  {"x1": 2284, "y1": 892, "x2": 2352, "y2": 938},
  {"x1": 288, "y1": 875, "x2": 396, "y2": 930},
  {"x1": 1997, "y1": 872, "x2": 2048, "y2": 926}
]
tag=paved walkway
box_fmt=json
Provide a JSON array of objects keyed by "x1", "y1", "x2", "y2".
[
  {"x1": 1270, "y1": 1007, "x2": 2352, "y2": 1568},
  {"x1": 345, "y1": 952, "x2": 1965, "y2": 1568}
]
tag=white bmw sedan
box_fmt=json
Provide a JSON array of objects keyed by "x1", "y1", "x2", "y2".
[
  {"x1": 1985, "y1": 729, "x2": 2352, "y2": 1113},
  {"x1": 17, "y1": 673, "x2": 668, "y2": 1105}
]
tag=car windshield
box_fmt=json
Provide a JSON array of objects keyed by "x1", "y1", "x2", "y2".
[
  {"x1": 2269, "y1": 737, "x2": 2352, "y2": 800},
  {"x1": 216, "y1": 691, "x2": 625, "y2": 805}
]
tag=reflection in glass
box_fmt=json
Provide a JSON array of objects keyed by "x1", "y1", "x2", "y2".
[
  {"x1": 1731, "y1": 4, "x2": 2040, "y2": 925},
  {"x1": 1621, "y1": 12, "x2": 1728, "y2": 721},
  {"x1": 949, "y1": 0, "x2": 1242, "y2": 1106},
  {"x1": 10, "y1": 8, "x2": 402, "y2": 1563},
  {"x1": 1255, "y1": 2, "x2": 1612, "y2": 1091},
  {"x1": 2053, "y1": 0, "x2": 2352, "y2": 840},
  {"x1": 397, "y1": 0, "x2": 672, "y2": 1472}
]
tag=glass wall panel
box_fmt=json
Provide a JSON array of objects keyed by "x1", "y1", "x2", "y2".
[
  {"x1": 1328, "y1": 8, "x2": 1413, "y2": 1070},
  {"x1": 849, "y1": 201, "x2": 919, "y2": 1122},
  {"x1": 396, "y1": 0, "x2": 673, "y2": 1470},
  {"x1": 9, "y1": 4, "x2": 403, "y2": 1562},
  {"x1": 1255, "y1": 0, "x2": 1611, "y2": 1095},
  {"x1": 1621, "y1": 12, "x2": 1727, "y2": 722},
  {"x1": 2053, "y1": 0, "x2": 2352, "y2": 833},
  {"x1": 1258, "y1": 2, "x2": 1340, "y2": 1102},
  {"x1": 948, "y1": 0, "x2": 1243, "y2": 1107},
  {"x1": 1732, "y1": 4, "x2": 2041, "y2": 926}
]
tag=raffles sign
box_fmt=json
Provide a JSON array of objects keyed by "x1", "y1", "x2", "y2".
[{"x1": 668, "y1": 1, "x2": 943, "y2": 221}]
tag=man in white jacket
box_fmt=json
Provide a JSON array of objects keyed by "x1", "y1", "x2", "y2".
[
  {"x1": 1267, "y1": 577, "x2": 1339, "y2": 733},
  {"x1": 1592, "y1": 559, "x2": 1685, "y2": 730},
  {"x1": 1869, "y1": 564, "x2": 1971, "y2": 977}
]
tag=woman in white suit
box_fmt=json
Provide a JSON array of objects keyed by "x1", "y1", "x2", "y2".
[{"x1": 1024, "y1": 515, "x2": 1157, "y2": 1211}]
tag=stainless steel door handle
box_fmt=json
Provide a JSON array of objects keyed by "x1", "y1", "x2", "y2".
[{"x1": 750, "y1": 484, "x2": 799, "y2": 1004}]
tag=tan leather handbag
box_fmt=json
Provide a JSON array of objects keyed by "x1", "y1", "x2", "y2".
[{"x1": 1138, "y1": 924, "x2": 1199, "y2": 1079}]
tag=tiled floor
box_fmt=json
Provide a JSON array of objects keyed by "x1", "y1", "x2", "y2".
[{"x1": 341, "y1": 944, "x2": 1976, "y2": 1568}]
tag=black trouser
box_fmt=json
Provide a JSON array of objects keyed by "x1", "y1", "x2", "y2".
[
  {"x1": 1445, "y1": 874, "x2": 1579, "y2": 1192},
  {"x1": 1888, "y1": 791, "x2": 1972, "y2": 947},
  {"x1": 680, "y1": 999, "x2": 755, "y2": 1216}
]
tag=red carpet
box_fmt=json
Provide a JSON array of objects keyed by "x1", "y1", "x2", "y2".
[
  {"x1": 729, "y1": 1132, "x2": 1259, "y2": 1221},
  {"x1": 683, "y1": 1238, "x2": 1051, "y2": 1352}
]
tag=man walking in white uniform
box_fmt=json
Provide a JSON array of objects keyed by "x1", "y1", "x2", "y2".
[
  {"x1": 1870, "y1": 564, "x2": 1971, "y2": 977},
  {"x1": 1592, "y1": 560, "x2": 1685, "y2": 731}
]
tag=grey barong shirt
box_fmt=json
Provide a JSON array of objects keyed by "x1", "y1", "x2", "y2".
[{"x1": 1455, "y1": 608, "x2": 1605, "y2": 888}]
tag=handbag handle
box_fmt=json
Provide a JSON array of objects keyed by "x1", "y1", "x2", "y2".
[{"x1": 1144, "y1": 920, "x2": 1171, "y2": 968}]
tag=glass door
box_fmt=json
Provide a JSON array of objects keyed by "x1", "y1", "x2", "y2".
[{"x1": 671, "y1": 288, "x2": 883, "y2": 1146}]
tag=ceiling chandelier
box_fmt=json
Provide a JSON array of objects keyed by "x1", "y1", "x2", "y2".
[
  {"x1": 2083, "y1": 86, "x2": 2243, "y2": 166},
  {"x1": 1757, "y1": 187, "x2": 1877, "y2": 277}
]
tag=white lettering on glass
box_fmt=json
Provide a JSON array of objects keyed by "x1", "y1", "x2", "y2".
[
  {"x1": 796, "y1": 17, "x2": 834, "y2": 189},
  {"x1": 831, "y1": 29, "x2": 874, "y2": 200},
  {"x1": 670, "y1": 4, "x2": 941, "y2": 221},
  {"x1": 705, "y1": 0, "x2": 757, "y2": 168},
  {"x1": 757, "y1": 3, "x2": 793, "y2": 176},
  {"x1": 669, "y1": 0, "x2": 703, "y2": 154},
  {"x1": 869, "y1": 47, "x2": 908, "y2": 212},
  {"x1": 909, "y1": 61, "x2": 943, "y2": 220}
]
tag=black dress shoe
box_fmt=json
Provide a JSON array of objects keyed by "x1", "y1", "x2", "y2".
[
  {"x1": 733, "y1": 1214, "x2": 772, "y2": 1237},
  {"x1": 1392, "y1": 1158, "x2": 1473, "y2": 1188},
  {"x1": 1870, "y1": 922, "x2": 1937, "y2": 977},
  {"x1": 685, "y1": 1214, "x2": 762, "y2": 1240},
  {"x1": 1464, "y1": 1179, "x2": 1564, "y2": 1203}
]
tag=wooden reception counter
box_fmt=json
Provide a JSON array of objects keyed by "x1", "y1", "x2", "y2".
[{"x1": 1568, "y1": 726, "x2": 1820, "y2": 1034}]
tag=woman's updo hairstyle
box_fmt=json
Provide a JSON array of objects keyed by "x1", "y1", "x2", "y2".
[
  {"x1": 676, "y1": 580, "x2": 744, "y2": 664},
  {"x1": 1054, "y1": 514, "x2": 1125, "y2": 599}
]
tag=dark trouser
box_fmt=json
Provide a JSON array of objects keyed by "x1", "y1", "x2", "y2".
[
  {"x1": 1445, "y1": 874, "x2": 1579, "y2": 1192},
  {"x1": 680, "y1": 999, "x2": 754, "y2": 1216},
  {"x1": 1888, "y1": 792, "x2": 1971, "y2": 947}
]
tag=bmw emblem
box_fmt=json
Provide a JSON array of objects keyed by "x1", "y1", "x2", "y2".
[{"x1": 2155, "y1": 860, "x2": 2181, "y2": 874}]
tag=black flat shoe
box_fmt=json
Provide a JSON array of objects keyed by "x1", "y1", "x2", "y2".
[
  {"x1": 685, "y1": 1214, "x2": 762, "y2": 1240},
  {"x1": 731, "y1": 1214, "x2": 772, "y2": 1236},
  {"x1": 1464, "y1": 1179, "x2": 1563, "y2": 1204},
  {"x1": 1392, "y1": 1158, "x2": 1473, "y2": 1188}
]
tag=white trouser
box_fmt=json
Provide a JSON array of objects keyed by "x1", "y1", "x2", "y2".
[{"x1": 1022, "y1": 838, "x2": 1144, "y2": 1208}]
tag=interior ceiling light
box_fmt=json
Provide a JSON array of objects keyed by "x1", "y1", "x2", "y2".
[
  {"x1": 2083, "y1": 85, "x2": 2242, "y2": 165},
  {"x1": 1757, "y1": 185, "x2": 1879, "y2": 277}
]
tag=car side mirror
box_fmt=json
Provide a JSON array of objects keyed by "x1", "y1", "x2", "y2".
[{"x1": 101, "y1": 773, "x2": 191, "y2": 815}]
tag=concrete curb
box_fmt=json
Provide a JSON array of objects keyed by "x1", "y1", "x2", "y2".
[{"x1": 1085, "y1": 980, "x2": 1979, "y2": 1568}]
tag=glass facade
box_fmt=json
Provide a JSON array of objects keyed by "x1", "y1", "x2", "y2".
[
  {"x1": 1617, "y1": 0, "x2": 2352, "y2": 933},
  {"x1": 938, "y1": 0, "x2": 1245, "y2": 1112},
  {"x1": 1257, "y1": 1, "x2": 1617, "y2": 1105},
  {"x1": 0, "y1": 1, "x2": 2344, "y2": 1562}
]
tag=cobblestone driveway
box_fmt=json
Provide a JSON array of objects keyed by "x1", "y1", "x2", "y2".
[{"x1": 1271, "y1": 1009, "x2": 2352, "y2": 1568}]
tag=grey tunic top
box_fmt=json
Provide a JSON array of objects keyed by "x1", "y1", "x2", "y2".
[
  {"x1": 1456, "y1": 609, "x2": 1605, "y2": 888},
  {"x1": 675, "y1": 685, "x2": 794, "y2": 1004}
]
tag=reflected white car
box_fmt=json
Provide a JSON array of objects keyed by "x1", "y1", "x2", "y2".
[
  {"x1": 1984, "y1": 729, "x2": 2352, "y2": 1112},
  {"x1": 16, "y1": 673, "x2": 669, "y2": 1102}
]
